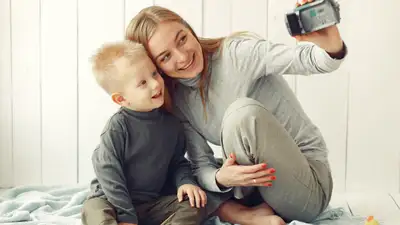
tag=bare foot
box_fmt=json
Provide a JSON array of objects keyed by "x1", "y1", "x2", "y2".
[
  {"x1": 215, "y1": 200, "x2": 285, "y2": 225},
  {"x1": 249, "y1": 215, "x2": 285, "y2": 225},
  {"x1": 245, "y1": 203, "x2": 285, "y2": 225},
  {"x1": 252, "y1": 202, "x2": 275, "y2": 214}
]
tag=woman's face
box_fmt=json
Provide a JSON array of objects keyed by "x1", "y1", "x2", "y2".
[{"x1": 147, "y1": 21, "x2": 204, "y2": 79}]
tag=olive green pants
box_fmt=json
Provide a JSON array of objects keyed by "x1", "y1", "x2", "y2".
[{"x1": 81, "y1": 195, "x2": 206, "y2": 225}]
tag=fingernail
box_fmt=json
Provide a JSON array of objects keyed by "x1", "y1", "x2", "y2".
[
  {"x1": 271, "y1": 176, "x2": 276, "y2": 180},
  {"x1": 270, "y1": 168, "x2": 276, "y2": 173},
  {"x1": 262, "y1": 163, "x2": 267, "y2": 168},
  {"x1": 265, "y1": 183, "x2": 272, "y2": 187}
]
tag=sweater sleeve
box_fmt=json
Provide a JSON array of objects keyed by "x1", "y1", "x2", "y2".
[
  {"x1": 173, "y1": 108, "x2": 232, "y2": 193},
  {"x1": 169, "y1": 126, "x2": 197, "y2": 188},
  {"x1": 91, "y1": 121, "x2": 138, "y2": 224},
  {"x1": 224, "y1": 33, "x2": 348, "y2": 80}
]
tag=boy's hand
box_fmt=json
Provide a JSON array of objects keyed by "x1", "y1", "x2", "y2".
[{"x1": 177, "y1": 184, "x2": 207, "y2": 208}]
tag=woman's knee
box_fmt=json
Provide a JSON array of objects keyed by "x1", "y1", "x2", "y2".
[
  {"x1": 222, "y1": 98, "x2": 271, "y2": 130},
  {"x1": 220, "y1": 97, "x2": 281, "y2": 164}
]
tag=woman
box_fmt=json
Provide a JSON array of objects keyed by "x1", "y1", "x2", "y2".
[
  {"x1": 125, "y1": 1, "x2": 347, "y2": 224},
  {"x1": 83, "y1": 1, "x2": 347, "y2": 225}
]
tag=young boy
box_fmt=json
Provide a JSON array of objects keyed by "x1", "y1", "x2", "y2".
[{"x1": 81, "y1": 40, "x2": 207, "y2": 225}]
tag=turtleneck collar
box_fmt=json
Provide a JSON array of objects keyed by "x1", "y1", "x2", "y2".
[
  {"x1": 177, "y1": 73, "x2": 202, "y2": 87},
  {"x1": 121, "y1": 107, "x2": 162, "y2": 120}
]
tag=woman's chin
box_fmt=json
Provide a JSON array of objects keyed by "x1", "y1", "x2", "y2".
[{"x1": 175, "y1": 73, "x2": 198, "y2": 79}]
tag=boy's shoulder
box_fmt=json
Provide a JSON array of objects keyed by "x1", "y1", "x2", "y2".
[{"x1": 100, "y1": 107, "x2": 128, "y2": 136}]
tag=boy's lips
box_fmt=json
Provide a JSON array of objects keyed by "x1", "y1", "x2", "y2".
[{"x1": 152, "y1": 90, "x2": 162, "y2": 98}]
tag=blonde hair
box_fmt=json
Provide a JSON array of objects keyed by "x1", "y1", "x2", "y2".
[
  {"x1": 125, "y1": 5, "x2": 225, "y2": 116},
  {"x1": 90, "y1": 40, "x2": 149, "y2": 95}
]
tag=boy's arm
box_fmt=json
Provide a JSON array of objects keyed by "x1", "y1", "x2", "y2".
[
  {"x1": 169, "y1": 128, "x2": 197, "y2": 188},
  {"x1": 92, "y1": 128, "x2": 139, "y2": 224}
]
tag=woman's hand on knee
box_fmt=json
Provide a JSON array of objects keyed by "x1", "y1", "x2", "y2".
[{"x1": 215, "y1": 153, "x2": 276, "y2": 188}]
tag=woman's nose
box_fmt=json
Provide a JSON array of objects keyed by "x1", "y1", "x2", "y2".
[{"x1": 175, "y1": 49, "x2": 188, "y2": 63}]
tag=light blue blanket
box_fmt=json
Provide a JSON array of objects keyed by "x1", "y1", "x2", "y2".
[{"x1": 0, "y1": 185, "x2": 365, "y2": 225}]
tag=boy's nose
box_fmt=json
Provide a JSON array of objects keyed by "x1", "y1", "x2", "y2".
[{"x1": 150, "y1": 78, "x2": 160, "y2": 90}]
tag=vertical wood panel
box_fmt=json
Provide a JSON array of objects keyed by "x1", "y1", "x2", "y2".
[
  {"x1": 154, "y1": 0, "x2": 203, "y2": 36},
  {"x1": 294, "y1": 2, "x2": 351, "y2": 192},
  {"x1": 78, "y1": 0, "x2": 124, "y2": 184},
  {"x1": 0, "y1": 0, "x2": 13, "y2": 187},
  {"x1": 267, "y1": 0, "x2": 297, "y2": 90},
  {"x1": 11, "y1": 0, "x2": 42, "y2": 185},
  {"x1": 345, "y1": 0, "x2": 400, "y2": 192},
  {"x1": 124, "y1": 0, "x2": 153, "y2": 30},
  {"x1": 231, "y1": 0, "x2": 267, "y2": 38},
  {"x1": 41, "y1": 0, "x2": 78, "y2": 185},
  {"x1": 203, "y1": 0, "x2": 231, "y2": 38}
]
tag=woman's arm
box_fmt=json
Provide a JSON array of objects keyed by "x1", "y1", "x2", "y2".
[
  {"x1": 171, "y1": 104, "x2": 230, "y2": 192},
  {"x1": 224, "y1": 31, "x2": 347, "y2": 80},
  {"x1": 182, "y1": 119, "x2": 232, "y2": 193},
  {"x1": 173, "y1": 106, "x2": 274, "y2": 190}
]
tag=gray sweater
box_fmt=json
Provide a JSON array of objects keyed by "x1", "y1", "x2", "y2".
[
  {"x1": 173, "y1": 33, "x2": 347, "y2": 193},
  {"x1": 89, "y1": 107, "x2": 196, "y2": 224}
]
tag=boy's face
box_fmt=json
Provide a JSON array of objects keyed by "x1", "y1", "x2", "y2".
[{"x1": 113, "y1": 57, "x2": 165, "y2": 112}]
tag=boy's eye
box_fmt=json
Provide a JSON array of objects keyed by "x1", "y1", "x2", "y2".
[{"x1": 138, "y1": 80, "x2": 146, "y2": 86}]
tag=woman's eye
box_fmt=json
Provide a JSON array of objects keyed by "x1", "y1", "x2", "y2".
[
  {"x1": 161, "y1": 53, "x2": 170, "y2": 62},
  {"x1": 179, "y1": 35, "x2": 187, "y2": 44}
]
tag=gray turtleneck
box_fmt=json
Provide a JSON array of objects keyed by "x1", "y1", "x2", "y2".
[
  {"x1": 172, "y1": 34, "x2": 347, "y2": 193},
  {"x1": 88, "y1": 107, "x2": 196, "y2": 224}
]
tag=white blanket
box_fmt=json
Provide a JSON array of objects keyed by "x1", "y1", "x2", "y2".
[{"x1": 0, "y1": 185, "x2": 366, "y2": 225}]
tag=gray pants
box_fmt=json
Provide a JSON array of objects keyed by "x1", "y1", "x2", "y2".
[{"x1": 220, "y1": 98, "x2": 333, "y2": 223}]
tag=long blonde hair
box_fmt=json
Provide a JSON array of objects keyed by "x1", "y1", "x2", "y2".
[{"x1": 125, "y1": 5, "x2": 225, "y2": 115}]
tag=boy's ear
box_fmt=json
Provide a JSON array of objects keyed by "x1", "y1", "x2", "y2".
[{"x1": 111, "y1": 93, "x2": 125, "y2": 105}]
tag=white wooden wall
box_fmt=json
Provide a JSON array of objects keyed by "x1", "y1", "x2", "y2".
[{"x1": 1, "y1": 0, "x2": 399, "y2": 194}]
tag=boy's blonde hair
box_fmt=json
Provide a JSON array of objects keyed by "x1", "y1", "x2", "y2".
[{"x1": 90, "y1": 40, "x2": 149, "y2": 94}]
